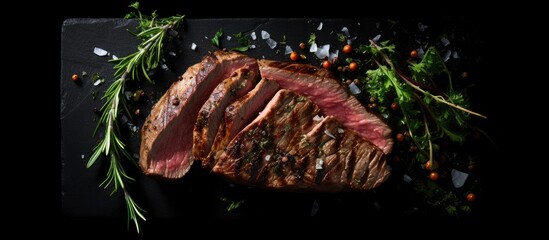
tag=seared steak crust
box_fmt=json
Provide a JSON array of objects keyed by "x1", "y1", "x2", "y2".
[
  {"x1": 212, "y1": 90, "x2": 390, "y2": 191},
  {"x1": 204, "y1": 78, "x2": 280, "y2": 169},
  {"x1": 258, "y1": 60, "x2": 393, "y2": 154},
  {"x1": 192, "y1": 67, "x2": 258, "y2": 162}
]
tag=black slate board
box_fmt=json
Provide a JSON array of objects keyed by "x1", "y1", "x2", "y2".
[{"x1": 61, "y1": 18, "x2": 489, "y2": 229}]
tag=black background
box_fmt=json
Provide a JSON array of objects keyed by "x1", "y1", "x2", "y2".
[{"x1": 44, "y1": 0, "x2": 512, "y2": 237}]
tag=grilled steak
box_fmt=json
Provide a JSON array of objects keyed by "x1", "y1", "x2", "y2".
[
  {"x1": 258, "y1": 60, "x2": 393, "y2": 154},
  {"x1": 192, "y1": 67, "x2": 258, "y2": 162},
  {"x1": 211, "y1": 90, "x2": 390, "y2": 191},
  {"x1": 140, "y1": 51, "x2": 258, "y2": 178},
  {"x1": 205, "y1": 78, "x2": 280, "y2": 169}
]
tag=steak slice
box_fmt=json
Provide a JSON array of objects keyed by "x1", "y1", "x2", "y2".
[
  {"x1": 258, "y1": 60, "x2": 393, "y2": 154},
  {"x1": 204, "y1": 78, "x2": 280, "y2": 169},
  {"x1": 140, "y1": 51, "x2": 258, "y2": 178},
  {"x1": 305, "y1": 116, "x2": 390, "y2": 190},
  {"x1": 212, "y1": 90, "x2": 390, "y2": 191},
  {"x1": 192, "y1": 67, "x2": 258, "y2": 162}
]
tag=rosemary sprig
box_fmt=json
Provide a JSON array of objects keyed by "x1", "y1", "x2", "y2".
[{"x1": 87, "y1": 2, "x2": 184, "y2": 233}]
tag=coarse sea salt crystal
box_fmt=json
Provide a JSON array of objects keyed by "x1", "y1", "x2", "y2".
[
  {"x1": 443, "y1": 50, "x2": 451, "y2": 62},
  {"x1": 265, "y1": 155, "x2": 271, "y2": 161},
  {"x1": 452, "y1": 51, "x2": 459, "y2": 59},
  {"x1": 161, "y1": 63, "x2": 168, "y2": 70},
  {"x1": 451, "y1": 169, "x2": 469, "y2": 188},
  {"x1": 328, "y1": 50, "x2": 339, "y2": 62},
  {"x1": 348, "y1": 82, "x2": 361, "y2": 95},
  {"x1": 317, "y1": 22, "x2": 323, "y2": 31},
  {"x1": 125, "y1": 91, "x2": 133, "y2": 100},
  {"x1": 337, "y1": 128, "x2": 344, "y2": 133},
  {"x1": 261, "y1": 30, "x2": 270, "y2": 39},
  {"x1": 251, "y1": 32, "x2": 257, "y2": 40},
  {"x1": 249, "y1": 44, "x2": 256, "y2": 49},
  {"x1": 313, "y1": 115, "x2": 324, "y2": 121},
  {"x1": 93, "y1": 80, "x2": 102, "y2": 86},
  {"x1": 372, "y1": 34, "x2": 381, "y2": 43},
  {"x1": 191, "y1": 43, "x2": 197, "y2": 51},
  {"x1": 112, "y1": 55, "x2": 118, "y2": 60},
  {"x1": 417, "y1": 47, "x2": 425, "y2": 59},
  {"x1": 314, "y1": 44, "x2": 330, "y2": 59},
  {"x1": 315, "y1": 158, "x2": 324, "y2": 170},
  {"x1": 341, "y1": 27, "x2": 350, "y2": 37},
  {"x1": 226, "y1": 35, "x2": 232, "y2": 41},
  {"x1": 285, "y1": 45, "x2": 293, "y2": 55},
  {"x1": 309, "y1": 42, "x2": 318, "y2": 52},
  {"x1": 441, "y1": 37, "x2": 450, "y2": 46},
  {"x1": 93, "y1": 47, "x2": 109, "y2": 56},
  {"x1": 324, "y1": 130, "x2": 336, "y2": 139},
  {"x1": 266, "y1": 38, "x2": 277, "y2": 49},
  {"x1": 403, "y1": 174, "x2": 412, "y2": 183}
]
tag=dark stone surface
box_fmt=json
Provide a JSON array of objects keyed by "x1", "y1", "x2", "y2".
[{"x1": 60, "y1": 17, "x2": 496, "y2": 236}]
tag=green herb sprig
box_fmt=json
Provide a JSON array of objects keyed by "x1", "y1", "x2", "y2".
[
  {"x1": 88, "y1": 2, "x2": 184, "y2": 233},
  {"x1": 357, "y1": 39, "x2": 486, "y2": 215}
]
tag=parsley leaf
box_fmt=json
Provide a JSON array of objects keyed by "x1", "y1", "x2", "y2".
[
  {"x1": 231, "y1": 32, "x2": 250, "y2": 52},
  {"x1": 212, "y1": 28, "x2": 223, "y2": 48}
]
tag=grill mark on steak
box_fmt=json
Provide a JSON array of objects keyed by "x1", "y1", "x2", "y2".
[
  {"x1": 258, "y1": 60, "x2": 393, "y2": 154},
  {"x1": 192, "y1": 67, "x2": 258, "y2": 162},
  {"x1": 204, "y1": 78, "x2": 280, "y2": 169},
  {"x1": 140, "y1": 51, "x2": 258, "y2": 178},
  {"x1": 212, "y1": 90, "x2": 390, "y2": 191}
]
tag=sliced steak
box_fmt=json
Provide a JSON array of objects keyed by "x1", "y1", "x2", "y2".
[
  {"x1": 140, "y1": 51, "x2": 258, "y2": 179},
  {"x1": 204, "y1": 78, "x2": 280, "y2": 169},
  {"x1": 192, "y1": 67, "x2": 258, "y2": 162},
  {"x1": 305, "y1": 116, "x2": 390, "y2": 190},
  {"x1": 258, "y1": 60, "x2": 393, "y2": 154},
  {"x1": 212, "y1": 90, "x2": 390, "y2": 191}
]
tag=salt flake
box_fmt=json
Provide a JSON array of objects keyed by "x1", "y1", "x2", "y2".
[
  {"x1": 93, "y1": 47, "x2": 109, "y2": 56},
  {"x1": 309, "y1": 42, "x2": 318, "y2": 52},
  {"x1": 261, "y1": 30, "x2": 270, "y2": 39},
  {"x1": 191, "y1": 43, "x2": 197, "y2": 51},
  {"x1": 341, "y1": 27, "x2": 350, "y2": 37},
  {"x1": 314, "y1": 44, "x2": 330, "y2": 59},
  {"x1": 251, "y1": 32, "x2": 257, "y2": 40},
  {"x1": 443, "y1": 50, "x2": 451, "y2": 62},
  {"x1": 315, "y1": 158, "x2": 324, "y2": 170},
  {"x1": 348, "y1": 82, "x2": 361, "y2": 95},
  {"x1": 324, "y1": 130, "x2": 336, "y2": 139},
  {"x1": 372, "y1": 34, "x2": 381, "y2": 43},
  {"x1": 403, "y1": 174, "x2": 412, "y2": 183},
  {"x1": 317, "y1": 22, "x2": 323, "y2": 31},
  {"x1": 451, "y1": 169, "x2": 469, "y2": 188},
  {"x1": 284, "y1": 45, "x2": 293, "y2": 55},
  {"x1": 266, "y1": 38, "x2": 277, "y2": 49},
  {"x1": 441, "y1": 37, "x2": 450, "y2": 46}
]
